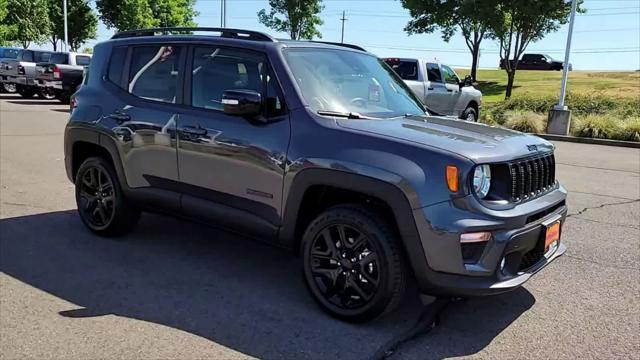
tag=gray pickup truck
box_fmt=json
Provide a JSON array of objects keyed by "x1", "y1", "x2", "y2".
[
  {"x1": 384, "y1": 58, "x2": 482, "y2": 122},
  {"x1": 35, "y1": 52, "x2": 92, "y2": 103},
  {"x1": 0, "y1": 49, "x2": 55, "y2": 99}
]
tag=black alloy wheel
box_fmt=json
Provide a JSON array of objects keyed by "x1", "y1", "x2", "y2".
[
  {"x1": 39, "y1": 88, "x2": 56, "y2": 100},
  {"x1": 78, "y1": 165, "x2": 115, "y2": 229},
  {"x1": 302, "y1": 205, "x2": 406, "y2": 322},
  {"x1": 309, "y1": 224, "x2": 380, "y2": 309},
  {"x1": 75, "y1": 157, "x2": 140, "y2": 236}
]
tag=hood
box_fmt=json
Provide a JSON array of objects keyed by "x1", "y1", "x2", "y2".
[{"x1": 336, "y1": 116, "x2": 554, "y2": 164}]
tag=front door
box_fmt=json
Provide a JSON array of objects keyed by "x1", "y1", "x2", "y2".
[
  {"x1": 440, "y1": 64, "x2": 462, "y2": 116},
  {"x1": 177, "y1": 45, "x2": 290, "y2": 236},
  {"x1": 423, "y1": 62, "x2": 449, "y2": 115}
]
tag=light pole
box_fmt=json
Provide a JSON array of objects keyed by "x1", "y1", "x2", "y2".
[
  {"x1": 547, "y1": 0, "x2": 578, "y2": 135},
  {"x1": 340, "y1": 11, "x2": 347, "y2": 43},
  {"x1": 220, "y1": 0, "x2": 226, "y2": 27},
  {"x1": 63, "y1": 0, "x2": 68, "y2": 52}
]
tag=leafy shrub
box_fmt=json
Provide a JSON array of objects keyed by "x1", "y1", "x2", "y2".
[
  {"x1": 617, "y1": 117, "x2": 640, "y2": 142},
  {"x1": 486, "y1": 93, "x2": 640, "y2": 118},
  {"x1": 503, "y1": 111, "x2": 546, "y2": 134},
  {"x1": 573, "y1": 115, "x2": 618, "y2": 139}
]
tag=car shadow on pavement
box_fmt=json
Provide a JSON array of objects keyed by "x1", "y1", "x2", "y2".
[
  {"x1": 0, "y1": 210, "x2": 535, "y2": 360},
  {"x1": 7, "y1": 100, "x2": 61, "y2": 106}
]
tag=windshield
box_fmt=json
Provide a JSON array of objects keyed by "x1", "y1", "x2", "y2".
[{"x1": 284, "y1": 48, "x2": 426, "y2": 119}]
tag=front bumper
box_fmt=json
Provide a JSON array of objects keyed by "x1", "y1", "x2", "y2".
[
  {"x1": 36, "y1": 79, "x2": 63, "y2": 90},
  {"x1": 411, "y1": 186, "x2": 568, "y2": 296}
]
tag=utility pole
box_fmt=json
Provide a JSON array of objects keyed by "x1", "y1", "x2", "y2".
[
  {"x1": 220, "y1": 0, "x2": 226, "y2": 27},
  {"x1": 556, "y1": 0, "x2": 578, "y2": 110},
  {"x1": 340, "y1": 11, "x2": 347, "y2": 43},
  {"x1": 63, "y1": 0, "x2": 68, "y2": 52},
  {"x1": 547, "y1": 0, "x2": 578, "y2": 135}
]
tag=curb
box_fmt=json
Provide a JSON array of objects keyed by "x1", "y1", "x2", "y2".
[{"x1": 536, "y1": 134, "x2": 640, "y2": 149}]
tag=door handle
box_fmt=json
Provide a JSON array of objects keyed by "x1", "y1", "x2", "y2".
[
  {"x1": 446, "y1": 89, "x2": 453, "y2": 92},
  {"x1": 107, "y1": 112, "x2": 131, "y2": 123},
  {"x1": 181, "y1": 125, "x2": 207, "y2": 136},
  {"x1": 427, "y1": 87, "x2": 434, "y2": 90}
]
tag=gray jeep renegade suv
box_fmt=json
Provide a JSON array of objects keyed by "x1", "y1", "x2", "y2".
[{"x1": 64, "y1": 28, "x2": 567, "y2": 322}]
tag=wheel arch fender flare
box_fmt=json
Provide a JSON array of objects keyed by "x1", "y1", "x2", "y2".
[{"x1": 279, "y1": 166, "x2": 431, "y2": 280}]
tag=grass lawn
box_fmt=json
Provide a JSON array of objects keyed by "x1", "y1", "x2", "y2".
[{"x1": 454, "y1": 69, "x2": 640, "y2": 104}]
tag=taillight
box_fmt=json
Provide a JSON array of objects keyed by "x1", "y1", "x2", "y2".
[
  {"x1": 17, "y1": 64, "x2": 25, "y2": 75},
  {"x1": 53, "y1": 66, "x2": 61, "y2": 79},
  {"x1": 69, "y1": 96, "x2": 77, "y2": 111}
]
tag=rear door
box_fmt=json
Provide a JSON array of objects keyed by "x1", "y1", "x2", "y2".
[
  {"x1": 423, "y1": 62, "x2": 449, "y2": 114},
  {"x1": 106, "y1": 44, "x2": 183, "y2": 190},
  {"x1": 176, "y1": 45, "x2": 290, "y2": 237}
]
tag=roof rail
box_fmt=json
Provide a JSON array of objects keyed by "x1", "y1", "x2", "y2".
[
  {"x1": 310, "y1": 41, "x2": 367, "y2": 52},
  {"x1": 111, "y1": 27, "x2": 276, "y2": 42}
]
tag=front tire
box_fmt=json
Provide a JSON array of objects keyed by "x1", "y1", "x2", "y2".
[
  {"x1": 75, "y1": 157, "x2": 140, "y2": 236},
  {"x1": 461, "y1": 106, "x2": 478, "y2": 122},
  {"x1": 3, "y1": 83, "x2": 16, "y2": 93},
  {"x1": 302, "y1": 205, "x2": 406, "y2": 322}
]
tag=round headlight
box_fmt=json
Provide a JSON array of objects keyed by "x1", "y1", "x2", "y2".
[{"x1": 473, "y1": 165, "x2": 492, "y2": 198}]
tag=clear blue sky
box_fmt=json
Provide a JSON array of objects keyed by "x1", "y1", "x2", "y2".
[{"x1": 54, "y1": 0, "x2": 640, "y2": 70}]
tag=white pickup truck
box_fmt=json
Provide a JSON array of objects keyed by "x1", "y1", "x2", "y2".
[{"x1": 384, "y1": 58, "x2": 482, "y2": 121}]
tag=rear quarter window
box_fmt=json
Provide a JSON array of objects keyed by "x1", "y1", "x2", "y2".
[{"x1": 107, "y1": 46, "x2": 127, "y2": 87}]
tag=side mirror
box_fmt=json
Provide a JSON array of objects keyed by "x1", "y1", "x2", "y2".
[
  {"x1": 460, "y1": 75, "x2": 473, "y2": 88},
  {"x1": 222, "y1": 89, "x2": 262, "y2": 117}
]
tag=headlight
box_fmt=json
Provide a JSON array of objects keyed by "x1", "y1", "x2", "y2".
[{"x1": 473, "y1": 165, "x2": 491, "y2": 198}]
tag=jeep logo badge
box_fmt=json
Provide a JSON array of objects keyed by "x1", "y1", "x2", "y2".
[{"x1": 527, "y1": 145, "x2": 538, "y2": 152}]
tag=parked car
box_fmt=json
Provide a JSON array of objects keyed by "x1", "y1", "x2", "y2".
[
  {"x1": 35, "y1": 52, "x2": 92, "y2": 104},
  {"x1": 0, "y1": 46, "x2": 20, "y2": 93},
  {"x1": 383, "y1": 58, "x2": 482, "y2": 121},
  {"x1": 500, "y1": 53, "x2": 572, "y2": 71},
  {"x1": 0, "y1": 49, "x2": 59, "y2": 98},
  {"x1": 65, "y1": 27, "x2": 567, "y2": 322}
]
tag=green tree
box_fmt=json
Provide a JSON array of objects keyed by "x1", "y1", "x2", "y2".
[
  {"x1": 401, "y1": 0, "x2": 495, "y2": 81},
  {"x1": 0, "y1": 0, "x2": 18, "y2": 46},
  {"x1": 96, "y1": 0, "x2": 198, "y2": 31},
  {"x1": 47, "y1": 0, "x2": 97, "y2": 51},
  {"x1": 151, "y1": 0, "x2": 198, "y2": 28},
  {"x1": 488, "y1": 0, "x2": 582, "y2": 99},
  {"x1": 3, "y1": 0, "x2": 50, "y2": 48},
  {"x1": 258, "y1": 0, "x2": 323, "y2": 40},
  {"x1": 81, "y1": 46, "x2": 92, "y2": 54}
]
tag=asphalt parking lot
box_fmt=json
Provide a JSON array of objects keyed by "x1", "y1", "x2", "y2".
[{"x1": 1, "y1": 93, "x2": 638, "y2": 359}]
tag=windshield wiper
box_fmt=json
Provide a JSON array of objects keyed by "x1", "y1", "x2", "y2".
[{"x1": 316, "y1": 110, "x2": 379, "y2": 120}]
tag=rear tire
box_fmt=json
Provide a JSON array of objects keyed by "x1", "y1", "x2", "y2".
[
  {"x1": 75, "y1": 157, "x2": 141, "y2": 236},
  {"x1": 301, "y1": 205, "x2": 406, "y2": 322},
  {"x1": 461, "y1": 106, "x2": 478, "y2": 122}
]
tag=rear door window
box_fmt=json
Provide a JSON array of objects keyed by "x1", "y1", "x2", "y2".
[
  {"x1": 384, "y1": 59, "x2": 418, "y2": 80},
  {"x1": 34, "y1": 52, "x2": 51, "y2": 63},
  {"x1": 128, "y1": 45, "x2": 182, "y2": 103},
  {"x1": 426, "y1": 63, "x2": 442, "y2": 82},
  {"x1": 76, "y1": 55, "x2": 91, "y2": 66},
  {"x1": 50, "y1": 53, "x2": 69, "y2": 64}
]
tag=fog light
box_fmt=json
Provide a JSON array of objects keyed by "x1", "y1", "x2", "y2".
[{"x1": 460, "y1": 232, "x2": 491, "y2": 243}]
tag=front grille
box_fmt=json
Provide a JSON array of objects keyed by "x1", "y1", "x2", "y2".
[{"x1": 508, "y1": 153, "x2": 556, "y2": 202}]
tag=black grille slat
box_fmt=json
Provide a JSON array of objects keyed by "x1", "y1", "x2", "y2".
[
  {"x1": 508, "y1": 153, "x2": 556, "y2": 203},
  {"x1": 532, "y1": 159, "x2": 539, "y2": 193}
]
